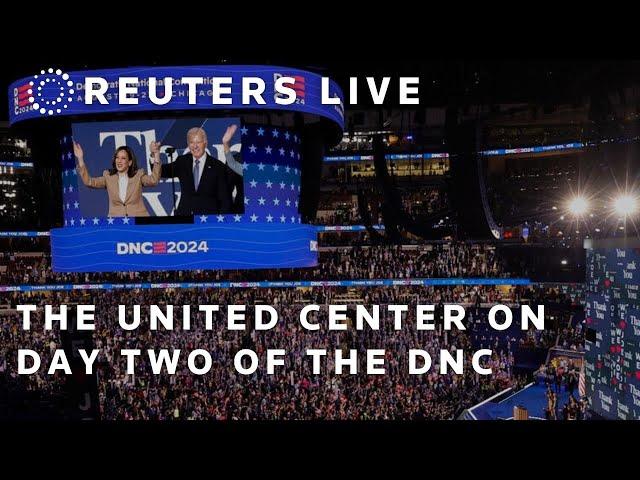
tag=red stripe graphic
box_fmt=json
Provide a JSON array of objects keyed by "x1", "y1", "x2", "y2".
[{"x1": 17, "y1": 84, "x2": 31, "y2": 92}]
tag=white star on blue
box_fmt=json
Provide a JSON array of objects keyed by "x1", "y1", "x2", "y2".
[
  {"x1": 279, "y1": 148, "x2": 285, "y2": 156},
  {"x1": 266, "y1": 214, "x2": 273, "y2": 222},
  {"x1": 217, "y1": 215, "x2": 225, "y2": 222},
  {"x1": 234, "y1": 215, "x2": 242, "y2": 222},
  {"x1": 107, "y1": 217, "x2": 114, "y2": 224},
  {"x1": 244, "y1": 197, "x2": 250, "y2": 205},
  {"x1": 284, "y1": 132, "x2": 290, "y2": 140},
  {"x1": 70, "y1": 218, "x2": 75, "y2": 225},
  {"x1": 241, "y1": 126, "x2": 248, "y2": 135},
  {"x1": 122, "y1": 217, "x2": 130, "y2": 224},
  {"x1": 290, "y1": 150, "x2": 295, "y2": 158},
  {"x1": 280, "y1": 182, "x2": 285, "y2": 189},
  {"x1": 258, "y1": 163, "x2": 265, "y2": 171},
  {"x1": 266, "y1": 180, "x2": 273, "y2": 188},
  {"x1": 273, "y1": 198, "x2": 280, "y2": 206},
  {"x1": 200, "y1": 215, "x2": 208, "y2": 223},
  {"x1": 92, "y1": 217, "x2": 99, "y2": 225},
  {"x1": 280, "y1": 215, "x2": 286, "y2": 223},
  {"x1": 250, "y1": 179, "x2": 257, "y2": 188},
  {"x1": 265, "y1": 146, "x2": 272, "y2": 154},
  {"x1": 250, "y1": 214, "x2": 258, "y2": 222},
  {"x1": 80, "y1": 217, "x2": 86, "y2": 225},
  {"x1": 68, "y1": 185, "x2": 74, "y2": 192},
  {"x1": 272, "y1": 129, "x2": 279, "y2": 138},
  {"x1": 285, "y1": 166, "x2": 290, "y2": 173},
  {"x1": 249, "y1": 145, "x2": 257, "y2": 153},
  {"x1": 258, "y1": 197, "x2": 266, "y2": 205},
  {"x1": 286, "y1": 199, "x2": 291, "y2": 206},
  {"x1": 74, "y1": 201, "x2": 79, "y2": 209},
  {"x1": 242, "y1": 163, "x2": 249, "y2": 171},
  {"x1": 273, "y1": 164, "x2": 279, "y2": 172}
]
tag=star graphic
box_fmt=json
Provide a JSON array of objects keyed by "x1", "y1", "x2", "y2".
[
  {"x1": 200, "y1": 215, "x2": 208, "y2": 223},
  {"x1": 290, "y1": 183, "x2": 295, "y2": 190},
  {"x1": 290, "y1": 150, "x2": 295, "y2": 158},
  {"x1": 279, "y1": 148, "x2": 285, "y2": 156},
  {"x1": 258, "y1": 163, "x2": 265, "y2": 171},
  {"x1": 280, "y1": 182, "x2": 286, "y2": 189},
  {"x1": 70, "y1": 218, "x2": 75, "y2": 226},
  {"x1": 273, "y1": 198, "x2": 280, "y2": 206},
  {"x1": 266, "y1": 180, "x2": 273, "y2": 188},
  {"x1": 286, "y1": 199, "x2": 291, "y2": 206},
  {"x1": 242, "y1": 163, "x2": 249, "y2": 171},
  {"x1": 280, "y1": 215, "x2": 286, "y2": 223},
  {"x1": 266, "y1": 214, "x2": 273, "y2": 222},
  {"x1": 295, "y1": 200, "x2": 299, "y2": 207},
  {"x1": 272, "y1": 129, "x2": 279, "y2": 138},
  {"x1": 244, "y1": 197, "x2": 250, "y2": 205},
  {"x1": 66, "y1": 203, "x2": 70, "y2": 210},
  {"x1": 250, "y1": 179, "x2": 257, "y2": 188},
  {"x1": 79, "y1": 217, "x2": 86, "y2": 225},
  {"x1": 273, "y1": 164, "x2": 280, "y2": 172},
  {"x1": 285, "y1": 166, "x2": 290, "y2": 173},
  {"x1": 74, "y1": 201, "x2": 79, "y2": 209},
  {"x1": 234, "y1": 215, "x2": 242, "y2": 222},
  {"x1": 284, "y1": 131, "x2": 290, "y2": 140},
  {"x1": 249, "y1": 145, "x2": 257, "y2": 153},
  {"x1": 250, "y1": 214, "x2": 258, "y2": 222},
  {"x1": 122, "y1": 217, "x2": 130, "y2": 224},
  {"x1": 240, "y1": 126, "x2": 248, "y2": 135},
  {"x1": 257, "y1": 127, "x2": 264, "y2": 136},
  {"x1": 92, "y1": 217, "x2": 99, "y2": 225},
  {"x1": 265, "y1": 146, "x2": 272, "y2": 154},
  {"x1": 290, "y1": 216, "x2": 295, "y2": 223},
  {"x1": 217, "y1": 215, "x2": 225, "y2": 222},
  {"x1": 258, "y1": 197, "x2": 266, "y2": 205},
  {"x1": 68, "y1": 185, "x2": 74, "y2": 192},
  {"x1": 107, "y1": 217, "x2": 114, "y2": 224}
]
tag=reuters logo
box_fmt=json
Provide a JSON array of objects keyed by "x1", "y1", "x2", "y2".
[{"x1": 27, "y1": 67, "x2": 74, "y2": 116}]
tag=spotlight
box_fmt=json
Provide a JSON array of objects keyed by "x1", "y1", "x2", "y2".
[
  {"x1": 613, "y1": 193, "x2": 638, "y2": 217},
  {"x1": 561, "y1": 259, "x2": 568, "y2": 265},
  {"x1": 567, "y1": 196, "x2": 589, "y2": 216}
]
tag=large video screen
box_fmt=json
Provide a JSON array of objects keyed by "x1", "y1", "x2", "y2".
[
  {"x1": 71, "y1": 117, "x2": 243, "y2": 218},
  {"x1": 585, "y1": 246, "x2": 640, "y2": 420}
]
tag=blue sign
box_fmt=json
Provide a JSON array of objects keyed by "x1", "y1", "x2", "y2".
[
  {"x1": 9, "y1": 65, "x2": 345, "y2": 130},
  {"x1": 50, "y1": 223, "x2": 318, "y2": 272}
]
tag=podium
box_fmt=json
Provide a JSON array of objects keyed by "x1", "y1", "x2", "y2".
[{"x1": 514, "y1": 405, "x2": 529, "y2": 420}]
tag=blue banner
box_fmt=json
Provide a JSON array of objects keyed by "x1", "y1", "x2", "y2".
[
  {"x1": 0, "y1": 161, "x2": 33, "y2": 168},
  {"x1": 50, "y1": 223, "x2": 318, "y2": 272},
  {"x1": 9, "y1": 65, "x2": 345, "y2": 130},
  {"x1": 0, "y1": 277, "x2": 532, "y2": 292},
  {"x1": 0, "y1": 231, "x2": 50, "y2": 237}
]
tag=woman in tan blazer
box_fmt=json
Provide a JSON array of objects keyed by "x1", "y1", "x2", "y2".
[{"x1": 73, "y1": 141, "x2": 162, "y2": 217}]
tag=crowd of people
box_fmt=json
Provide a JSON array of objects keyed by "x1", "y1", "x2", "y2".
[
  {"x1": 1, "y1": 284, "x2": 571, "y2": 420},
  {"x1": 0, "y1": 242, "x2": 514, "y2": 286}
]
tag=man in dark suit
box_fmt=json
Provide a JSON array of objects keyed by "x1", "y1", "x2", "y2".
[{"x1": 159, "y1": 125, "x2": 240, "y2": 215}]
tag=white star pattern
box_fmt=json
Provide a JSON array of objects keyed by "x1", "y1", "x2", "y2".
[
  {"x1": 63, "y1": 187, "x2": 66, "y2": 193},
  {"x1": 273, "y1": 164, "x2": 279, "y2": 171},
  {"x1": 284, "y1": 131, "x2": 290, "y2": 140},
  {"x1": 66, "y1": 203, "x2": 70, "y2": 210},
  {"x1": 294, "y1": 135, "x2": 298, "y2": 142},
  {"x1": 250, "y1": 179, "x2": 257, "y2": 188},
  {"x1": 258, "y1": 163, "x2": 265, "y2": 171},
  {"x1": 107, "y1": 217, "x2": 114, "y2": 224},
  {"x1": 286, "y1": 199, "x2": 291, "y2": 206},
  {"x1": 200, "y1": 215, "x2": 208, "y2": 223},
  {"x1": 290, "y1": 150, "x2": 295, "y2": 158},
  {"x1": 272, "y1": 129, "x2": 279, "y2": 138},
  {"x1": 249, "y1": 145, "x2": 257, "y2": 153},
  {"x1": 258, "y1": 197, "x2": 266, "y2": 205},
  {"x1": 285, "y1": 166, "x2": 290, "y2": 173},
  {"x1": 266, "y1": 214, "x2": 273, "y2": 222},
  {"x1": 279, "y1": 148, "x2": 285, "y2": 156},
  {"x1": 257, "y1": 127, "x2": 264, "y2": 136},
  {"x1": 280, "y1": 215, "x2": 286, "y2": 223},
  {"x1": 92, "y1": 217, "x2": 99, "y2": 225},
  {"x1": 290, "y1": 183, "x2": 295, "y2": 190},
  {"x1": 234, "y1": 215, "x2": 241, "y2": 222},
  {"x1": 217, "y1": 215, "x2": 225, "y2": 222},
  {"x1": 74, "y1": 201, "x2": 79, "y2": 209},
  {"x1": 244, "y1": 197, "x2": 250, "y2": 205},
  {"x1": 273, "y1": 198, "x2": 280, "y2": 206},
  {"x1": 122, "y1": 217, "x2": 130, "y2": 224},
  {"x1": 265, "y1": 146, "x2": 272, "y2": 154},
  {"x1": 80, "y1": 217, "x2": 86, "y2": 225},
  {"x1": 280, "y1": 182, "x2": 286, "y2": 189},
  {"x1": 250, "y1": 214, "x2": 258, "y2": 222},
  {"x1": 70, "y1": 218, "x2": 75, "y2": 226},
  {"x1": 241, "y1": 126, "x2": 248, "y2": 135},
  {"x1": 242, "y1": 163, "x2": 249, "y2": 171},
  {"x1": 290, "y1": 216, "x2": 295, "y2": 223},
  {"x1": 266, "y1": 180, "x2": 273, "y2": 188},
  {"x1": 295, "y1": 200, "x2": 299, "y2": 207},
  {"x1": 68, "y1": 185, "x2": 73, "y2": 192}
]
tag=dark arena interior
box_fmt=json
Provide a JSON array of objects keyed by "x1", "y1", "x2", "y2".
[{"x1": 1, "y1": 58, "x2": 639, "y2": 422}]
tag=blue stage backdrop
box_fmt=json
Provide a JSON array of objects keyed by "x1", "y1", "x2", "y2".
[{"x1": 70, "y1": 118, "x2": 241, "y2": 218}]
